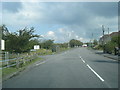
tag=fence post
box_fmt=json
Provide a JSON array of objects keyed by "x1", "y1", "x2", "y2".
[
  {"x1": 5, "y1": 52, "x2": 9, "y2": 67},
  {"x1": 23, "y1": 57, "x2": 26, "y2": 65},
  {"x1": 16, "y1": 57, "x2": 20, "y2": 69}
]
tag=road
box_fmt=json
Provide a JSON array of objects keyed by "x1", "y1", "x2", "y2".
[{"x1": 3, "y1": 47, "x2": 118, "y2": 88}]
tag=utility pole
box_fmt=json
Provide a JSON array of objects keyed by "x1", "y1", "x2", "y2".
[
  {"x1": 108, "y1": 28, "x2": 109, "y2": 35},
  {"x1": 108, "y1": 27, "x2": 111, "y2": 42},
  {"x1": 68, "y1": 33, "x2": 70, "y2": 48},
  {"x1": 102, "y1": 25, "x2": 105, "y2": 53},
  {"x1": 91, "y1": 33, "x2": 93, "y2": 47}
]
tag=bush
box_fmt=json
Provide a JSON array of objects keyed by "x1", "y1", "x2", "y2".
[
  {"x1": 104, "y1": 41, "x2": 116, "y2": 54},
  {"x1": 93, "y1": 45, "x2": 103, "y2": 50}
]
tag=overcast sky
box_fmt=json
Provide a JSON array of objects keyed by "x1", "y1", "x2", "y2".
[{"x1": 0, "y1": 1, "x2": 118, "y2": 43}]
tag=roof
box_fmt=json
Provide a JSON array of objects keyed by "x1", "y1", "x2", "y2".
[{"x1": 110, "y1": 32, "x2": 118, "y2": 37}]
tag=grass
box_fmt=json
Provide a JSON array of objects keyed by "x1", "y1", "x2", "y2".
[
  {"x1": 22, "y1": 57, "x2": 42, "y2": 67},
  {"x1": 2, "y1": 68, "x2": 18, "y2": 78},
  {"x1": 2, "y1": 57, "x2": 42, "y2": 79},
  {"x1": 35, "y1": 49, "x2": 53, "y2": 55},
  {"x1": 2, "y1": 47, "x2": 70, "y2": 80},
  {"x1": 2, "y1": 49, "x2": 52, "y2": 78}
]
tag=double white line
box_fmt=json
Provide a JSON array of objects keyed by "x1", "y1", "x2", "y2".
[{"x1": 79, "y1": 56, "x2": 104, "y2": 82}]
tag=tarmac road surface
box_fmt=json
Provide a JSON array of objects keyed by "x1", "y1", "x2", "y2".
[{"x1": 3, "y1": 47, "x2": 118, "y2": 88}]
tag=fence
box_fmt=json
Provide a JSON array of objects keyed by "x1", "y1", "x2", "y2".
[
  {"x1": 0, "y1": 49, "x2": 53, "y2": 69},
  {"x1": 0, "y1": 51, "x2": 38, "y2": 69}
]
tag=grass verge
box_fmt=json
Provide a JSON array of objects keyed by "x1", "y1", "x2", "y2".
[
  {"x1": 2, "y1": 57, "x2": 42, "y2": 81},
  {"x1": 2, "y1": 48, "x2": 70, "y2": 81}
]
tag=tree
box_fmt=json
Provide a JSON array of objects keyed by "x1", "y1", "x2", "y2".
[
  {"x1": 104, "y1": 41, "x2": 115, "y2": 54},
  {"x1": 42, "y1": 39, "x2": 54, "y2": 49},
  {"x1": 69, "y1": 39, "x2": 83, "y2": 48},
  {"x1": 0, "y1": 25, "x2": 10, "y2": 40},
  {"x1": 59, "y1": 43, "x2": 68, "y2": 48},
  {"x1": 4, "y1": 26, "x2": 39, "y2": 53},
  {"x1": 104, "y1": 34, "x2": 120, "y2": 54},
  {"x1": 28, "y1": 39, "x2": 40, "y2": 50},
  {"x1": 93, "y1": 39, "x2": 98, "y2": 46},
  {"x1": 111, "y1": 35, "x2": 119, "y2": 46}
]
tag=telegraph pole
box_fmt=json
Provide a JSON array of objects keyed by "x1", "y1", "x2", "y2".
[
  {"x1": 102, "y1": 25, "x2": 105, "y2": 53},
  {"x1": 108, "y1": 27, "x2": 111, "y2": 42},
  {"x1": 68, "y1": 33, "x2": 70, "y2": 48},
  {"x1": 91, "y1": 33, "x2": 93, "y2": 47},
  {"x1": 108, "y1": 28, "x2": 109, "y2": 35}
]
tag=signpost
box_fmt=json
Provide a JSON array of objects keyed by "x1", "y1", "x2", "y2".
[
  {"x1": 34, "y1": 45, "x2": 40, "y2": 50},
  {"x1": 1, "y1": 40, "x2": 5, "y2": 50}
]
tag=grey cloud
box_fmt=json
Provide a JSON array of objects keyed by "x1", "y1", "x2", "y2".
[
  {"x1": 37, "y1": 2, "x2": 117, "y2": 25},
  {"x1": 2, "y1": 2, "x2": 22, "y2": 12},
  {"x1": 2, "y1": 2, "x2": 118, "y2": 42},
  {"x1": 38, "y1": 2, "x2": 91, "y2": 25},
  {"x1": 83, "y1": 2, "x2": 118, "y2": 18}
]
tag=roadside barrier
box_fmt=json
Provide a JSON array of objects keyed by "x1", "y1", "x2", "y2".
[{"x1": 0, "y1": 54, "x2": 38, "y2": 69}]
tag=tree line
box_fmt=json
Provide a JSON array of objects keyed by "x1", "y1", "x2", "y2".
[{"x1": 0, "y1": 25, "x2": 83, "y2": 53}]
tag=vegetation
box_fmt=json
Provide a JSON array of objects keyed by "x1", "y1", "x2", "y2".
[
  {"x1": 2, "y1": 57, "x2": 42, "y2": 78},
  {"x1": 93, "y1": 39, "x2": 98, "y2": 46},
  {"x1": 104, "y1": 35, "x2": 119, "y2": 54},
  {"x1": 104, "y1": 41, "x2": 115, "y2": 54},
  {"x1": 93, "y1": 34, "x2": 119, "y2": 55},
  {"x1": 1, "y1": 25, "x2": 85, "y2": 54},
  {"x1": 40, "y1": 40, "x2": 54, "y2": 49},
  {"x1": 69, "y1": 39, "x2": 83, "y2": 48},
  {"x1": 1, "y1": 25, "x2": 40, "y2": 53},
  {"x1": 55, "y1": 43, "x2": 68, "y2": 48},
  {"x1": 0, "y1": 25, "x2": 84, "y2": 80}
]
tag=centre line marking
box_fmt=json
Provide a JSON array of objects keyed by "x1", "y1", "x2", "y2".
[
  {"x1": 79, "y1": 56, "x2": 86, "y2": 63},
  {"x1": 82, "y1": 59, "x2": 85, "y2": 63},
  {"x1": 86, "y1": 64, "x2": 104, "y2": 82}
]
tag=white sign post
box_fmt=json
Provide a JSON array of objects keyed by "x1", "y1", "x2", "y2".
[
  {"x1": 1, "y1": 40, "x2": 5, "y2": 50},
  {"x1": 34, "y1": 45, "x2": 40, "y2": 50}
]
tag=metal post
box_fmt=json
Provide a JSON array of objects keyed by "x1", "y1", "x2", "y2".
[
  {"x1": 102, "y1": 25, "x2": 105, "y2": 53},
  {"x1": 108, "y1": 27, "x2": 111, "y2": 42},
  {"x1": 108, "y1": 28, "x2": 109, "y2": 35},
  {"x1": 92, "y1": 33, "x2": 93, "y2": 47},
  {"x1": 68, "y1": 33, "x2": 70, "y2": 48},
  {"x1": 6, "y1": 52, "x2": 9, "y2": 67}
]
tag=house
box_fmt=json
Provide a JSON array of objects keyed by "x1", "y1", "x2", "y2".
[
  {"x1": 99, "y1": 34, "x2": 111, "y2": 45},
  {"x1": 99, "y1": 31, "x2": 119, "y2": 45},
  {"x1": 110, "y1": 32, "x2": 119, "y2": 37}
]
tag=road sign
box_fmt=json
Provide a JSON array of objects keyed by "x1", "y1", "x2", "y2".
[
  {"x1": 34, "y1": 45, "x2": 40, "y2": 50},
  {"x1": 1, "y1": 40, "x2": 5, "y2": 50}
]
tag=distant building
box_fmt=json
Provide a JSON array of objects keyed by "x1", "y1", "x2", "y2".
[
  {"x1": 99, "y1": 34, "x2": 111, "y2": 45},
  {"x1": 99, "y1": 31, "x2": 119, "y2": 45},
  {"x1": 110, "y1": 32, "x2": 119, "y2": 37}
]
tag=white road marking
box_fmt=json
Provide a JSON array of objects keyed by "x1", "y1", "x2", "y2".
[
  {"x1": 36, "y1": 61, "x2": 46, "y2": 66},
  {"x1": 82, "y1": 59, "x2": 85, "y2": 63},
  {"x1": 79, "y1": 56, "x2": 86, "y2": 63},
  {"x1": 86, "y1": 64, "x2": 105, "y2": 82},
  {"x1": 79, "y1": 55, "x2": 105, "y2": 82}
]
